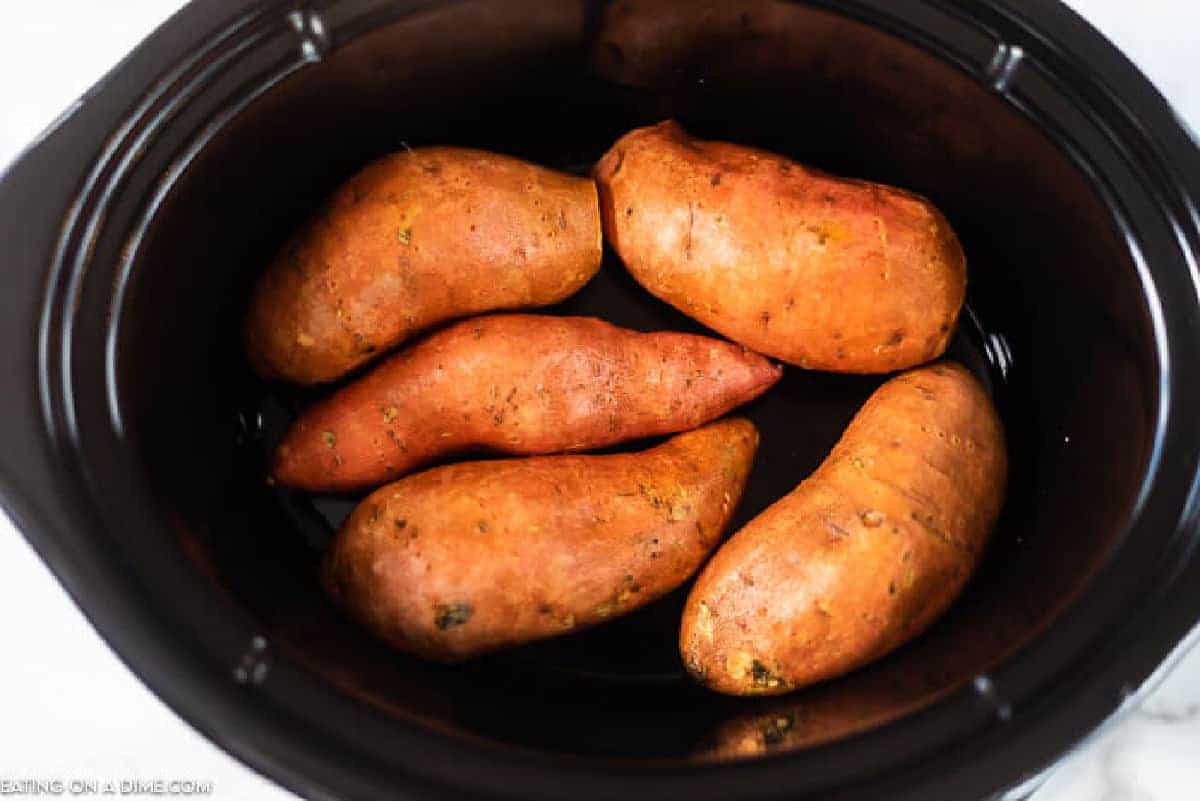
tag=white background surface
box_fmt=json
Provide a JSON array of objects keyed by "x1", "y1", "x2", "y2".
[{"x1": 1, "y1": 2, "x2": 1198, "y2": 800}]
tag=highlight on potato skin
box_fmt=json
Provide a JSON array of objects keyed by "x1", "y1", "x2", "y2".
[
  {"x1": 680, "y1": 363, "x2": 1005, "y2": 695},
  {"x1": 270, "y1": 314, "x2": 781, "y2": 493},
  {"x1": 245, "y1": 146, "x2": 602, "y2": 385},
  {"x1": 322, "y1": 418, "x2": 760, "y2": 662},
  {"x1": 594, "y1": 120, "x2": 967, "y2": 374}
]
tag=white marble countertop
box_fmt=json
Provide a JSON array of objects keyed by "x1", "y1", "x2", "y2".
[{"x1": 1, "y1": 2, "x2": 1197, "y2": 799}]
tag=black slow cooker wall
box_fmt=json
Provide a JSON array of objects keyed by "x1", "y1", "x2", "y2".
[{"x1": 101, "y1": 0, "x2": 1160, "y2": 759}]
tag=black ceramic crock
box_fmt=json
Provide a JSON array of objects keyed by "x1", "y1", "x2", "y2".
[{"x1": 2, "y1": 1, "x2": 1199, "y2": 799}]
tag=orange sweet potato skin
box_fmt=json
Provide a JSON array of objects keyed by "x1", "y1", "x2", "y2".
[
  {"x1": 594, "y1": 120, "x2": 966, "y2": 373},
  {"x1": 271, "y1": 314, "x2": 780, "y2": 493},
  {"x1": 323, "y1": 418, "x2": 759, "y2": 662},
  {"x1": 680, "y1": 363, "x2": 1005, "y2": 695},
  {"x1": 245, "y1": 147, "x2": 601, "y2": 385}
]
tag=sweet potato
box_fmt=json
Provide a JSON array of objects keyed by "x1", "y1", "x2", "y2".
[
  {"x1": 591, "y1": 0, "x2": 790, "y2": 89},
  {"x1": 323, "y1": 418, "x2": 759, "y2": 662},
  {"x1": 271, "y1": 314, "x2": 780, "y2": 493},
  {"x1": 594, "y1": 120, "x2": 966, "y2": 373},
  {"x1": 680, "y1": 362, "x2": 1005, "y2": 695},
  {"x1": 245, "y1": 147, "x2": 601, "y2": 384}
]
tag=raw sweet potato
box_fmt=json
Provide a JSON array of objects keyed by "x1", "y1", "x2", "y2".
[
  {"x1": 594, "y1": 120, "x2": 966, "y2": 373},
  {"x1": 271, "y1": 314, "x2": 780, "y2": 493},
  {"x1": 323, "y1": 418, "x2": 759, "y2": 662},
  {"x1": 245, "y1": 147, "x2": 601, "y2": 384},
  {"x1": 680, "y1": 362, "x2": 1005, "y2": 695}
]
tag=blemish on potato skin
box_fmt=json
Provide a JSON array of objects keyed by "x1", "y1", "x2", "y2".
[
  {"x1": 696, "y1": 601, "x2": 715, "y2": 641},
  {"x1": 686, "y1": 654, "x2": 708, "y2": 684},
  {"x1": 434, "y1": 602, "x2": 473, "y2": 630},
  {"x1": 861, "y1": 509, "x2": 885, "y2": 528},
  {"x1": 351, "y1": 331, "x2": 377, "y2": 355},
  {"x1": 322, "y1": 431, "x2": 337, "y2": 448},
  {"x1": 823, "y1": 518, "x2": 851, "y2": 539},
  {"x1": 684, "y1": 202, "x2": 695, "y2": 261},
  {"x1": 749, "y1": 660, "x2": 785, "y2": 690}
]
